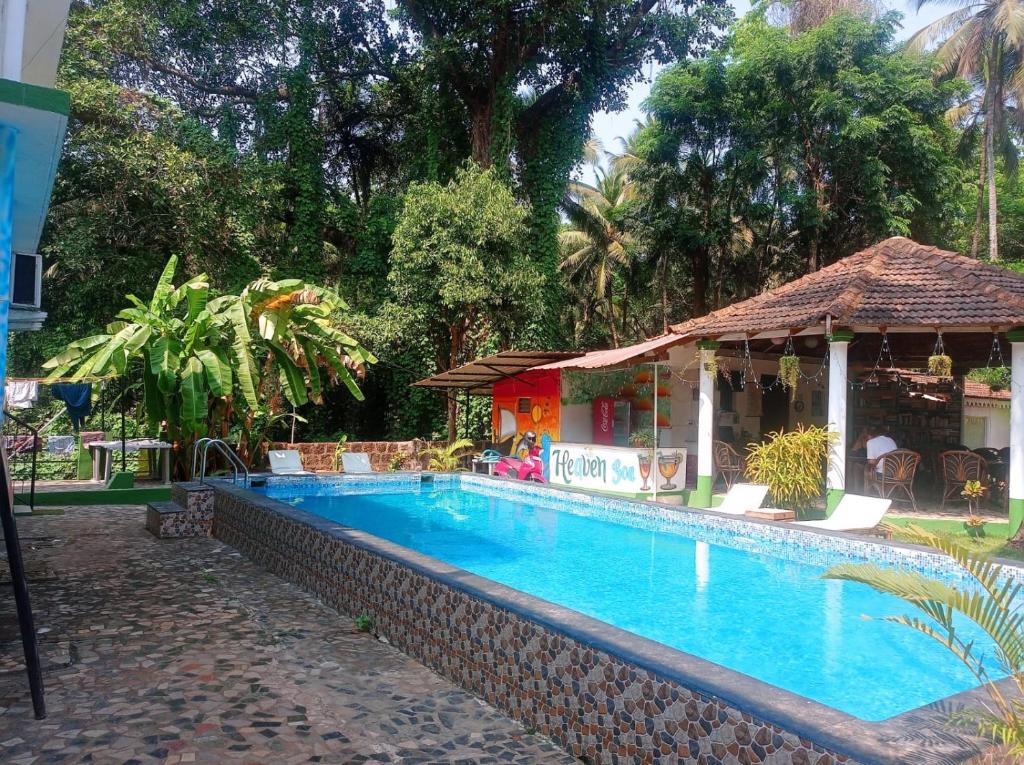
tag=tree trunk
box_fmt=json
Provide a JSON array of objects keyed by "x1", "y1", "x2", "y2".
[
  {"x1": 446, "y1": 324, "x2": 462, "y2": 442},
  {"x1": 469, "y1": 98, "x2": 494, "y2": 168},
  {"x1": 607, "y1": 298, "x2": 620, "y2": 347},
  {"x1": 691, "y1": 245, "x2": 709, "y2": 317},
  {"x1": 971, "y1": 138, "x2": 986, "y2": 258},
  {"x1": 661, "y1": 258, "x2": 669, "y2": 334},
  {"x1": 987, "y1": 45, "x2": 1000, "y2": 262}
]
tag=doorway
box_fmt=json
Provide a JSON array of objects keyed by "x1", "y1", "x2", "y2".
[{"x1": 760, "y1": 376, "x2": 789, "y2": 438}]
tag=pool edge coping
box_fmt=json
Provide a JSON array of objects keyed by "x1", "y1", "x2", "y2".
[{"x1": 212, "y1": 476, "x2": 1001, "y2": 765}]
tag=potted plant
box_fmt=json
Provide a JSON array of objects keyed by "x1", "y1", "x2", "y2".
[
  {"x1": 928, "y1": 354, "x2": 953, "y2": 378},
  {"x1": 629, "y1": 430, "x2": 655, "y2": 449},
  {"x1": 962, "y1": 480, "x2": 988, "y2": 537},
  {"x1": 778, "y1": 356, "x2": 801, "y2": 401}
]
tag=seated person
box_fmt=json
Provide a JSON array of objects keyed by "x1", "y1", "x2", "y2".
[{"x1": 864, "y1": 426, "x2": 898, "y2": 485}]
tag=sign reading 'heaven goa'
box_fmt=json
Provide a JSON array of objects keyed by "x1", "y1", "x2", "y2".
[{"x1": 548, "y1": 442, "x2": 686, "y2": 495}]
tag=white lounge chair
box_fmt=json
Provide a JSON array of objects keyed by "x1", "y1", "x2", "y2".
[
  {"x1": 795, "y1": 494, "x2": 891, "y2": 532},
  {"x1": 268, "y1": 450, "x2": 314, "y2": 476},
  {"x1": 341, "y1": 452, "x2": 375, "y2": 473},
  {"x1": 713, "y1": 483, "x2": 769, "y2": 515}
]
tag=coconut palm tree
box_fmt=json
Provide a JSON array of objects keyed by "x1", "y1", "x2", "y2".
[
  {"x1": 909, "y1": 0, "x2": 1024, "y2": 262},
  {"x1": 559, "y1": 165, "x2": 636, "y2": 347}
]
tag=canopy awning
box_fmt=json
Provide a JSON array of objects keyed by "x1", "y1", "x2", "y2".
[
  {"x1": 412, "y1": 351, "x2": 583, "y2": 395},
  {"x1": 534, "y1": 333, "x2": 690, "y2": 371}
]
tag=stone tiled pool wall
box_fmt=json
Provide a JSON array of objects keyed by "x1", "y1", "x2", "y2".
[{"x1": 210, "y1": 476, "x2": 996, "y2": 765}]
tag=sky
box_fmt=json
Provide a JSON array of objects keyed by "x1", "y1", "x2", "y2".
[{"x1": 587, "y1": 0, "x2": 951, "y2": 166}]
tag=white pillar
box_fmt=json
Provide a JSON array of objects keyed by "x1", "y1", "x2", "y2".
[
  {"x1": 826, "y1": 330, "x2": 853, "y2": 515},
  {"x1": 1009, "y1": 333, "x2": 1024, "y2": 533},
  {"x1": 652, "y1": 362, "x2": 659, "y2": 501},
  {"x1": 693, "y1": 340, "x2": 718, "y2": 507},
  {"x1": 1, "y1": 0, "x2": 26, "y2": 82}
]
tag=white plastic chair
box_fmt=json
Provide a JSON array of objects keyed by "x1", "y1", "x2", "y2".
[
  {"x1": 268, "y1": 450, "x2": 314, "y2": 476},
  {"x1": 713, "y1": 483, "x2": 769, "y2": 515},
  {"x1": 341, "y1": 452, "x2": 375, "y2": 473},
  {"x1": 795, "y1": 494, "x2": 891, "y2": 532}
]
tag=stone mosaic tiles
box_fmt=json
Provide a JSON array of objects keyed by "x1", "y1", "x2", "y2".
[
  {"x1": 0, "y1": 505, "x2": 576, "y2": 764},
  {"x1": 213, "y1": 486, "x2": 885, "y2": 765},
  {"x1": 144, "y1": 500, "x2": 214, "y2": 539}
]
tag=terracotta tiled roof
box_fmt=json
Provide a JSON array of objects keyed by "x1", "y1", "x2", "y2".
[
  {"x1": 964, "y1": 380, "x2": 1011, "y2": 400},
  {"x1": 670, "y1": 237, "x2": 1024, "y2": 337}
]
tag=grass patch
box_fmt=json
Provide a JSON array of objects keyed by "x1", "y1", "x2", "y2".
[{"x1": 887, "y1": 516, "x2": 1024, "y2": 562}]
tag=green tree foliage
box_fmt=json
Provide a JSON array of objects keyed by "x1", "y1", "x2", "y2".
[
  {"x1": 42, "y1": 256, "x2": 375, "y2": 473},
  {"x1": 909, "y1": 0, "x2": 1024, "y2": 262},
  {"x1": 559, "y1": 167, "x2": 637, "y2": 347},
  {"x1": 387, "y1": 165, "x2": 542, "y2": 439},
  {"x1": 624, "y1": 12, "x2": 968, "y2": 329}
]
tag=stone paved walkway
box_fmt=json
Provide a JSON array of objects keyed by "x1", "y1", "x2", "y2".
[{"x1": 0, "y1": 506, "x2": 578, "y2": 764}]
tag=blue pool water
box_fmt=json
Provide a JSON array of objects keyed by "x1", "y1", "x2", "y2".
[{"x1": 255, "y1": 480, "x2": 1005, "y2": 720}]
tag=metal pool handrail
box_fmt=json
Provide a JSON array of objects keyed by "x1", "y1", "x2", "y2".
[{"x1": 193, "y1": 437, "x2": 249, "y2": 486}]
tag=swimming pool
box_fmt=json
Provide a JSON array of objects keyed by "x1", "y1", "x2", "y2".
[{"x1": 253, "y1": 476, "x2": 1007, "y2": 722}]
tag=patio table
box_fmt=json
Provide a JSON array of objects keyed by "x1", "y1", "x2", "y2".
[{"x1": 88, "y1": 439, "x2": 172, "y2": 484}]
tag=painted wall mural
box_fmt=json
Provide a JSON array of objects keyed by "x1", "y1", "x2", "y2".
[{"x1": 492, "y1": 369, "x2": 561, "y2": 455}]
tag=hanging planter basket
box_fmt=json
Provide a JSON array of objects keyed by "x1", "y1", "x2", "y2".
[
  {"x1": 779, "y1": 356, "x2": 801, "y2": 400},
  {"x1": 704, "y1": 355, "x2": 718, "y2": 379},
  {"x1": 928, "y1": 354, "x2": 953, "y2": 379}
]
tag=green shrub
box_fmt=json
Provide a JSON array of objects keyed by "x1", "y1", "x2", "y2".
[
  {"x1": 745, "y1": 425, "x2": 834, "y2": 512},
  {"x1": 421, "y1": 438, "x2": 475, "y2": 471}
]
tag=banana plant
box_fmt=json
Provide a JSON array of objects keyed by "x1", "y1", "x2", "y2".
[
  {"x1": 825, "y1": 525, "x2": 1024, "y2": 753},
  {"x1": 42, "y1": 256, "x2": 375, "y2": 475}
]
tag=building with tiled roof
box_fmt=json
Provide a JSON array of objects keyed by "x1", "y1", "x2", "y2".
[{"x1": 671, "y1": 236, "x2": 1024, "y2": 340}]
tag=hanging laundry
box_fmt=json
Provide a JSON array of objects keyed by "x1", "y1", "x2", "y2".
[
  {"x1": 46, "y1": 435, "x2": 76, "y2": 454},
  {"x1": 50, "y1": 382, "x2": 93, "y2": 430},
  {"x1": 5, "y1": 380, "x2": 38, "y2": 410}
]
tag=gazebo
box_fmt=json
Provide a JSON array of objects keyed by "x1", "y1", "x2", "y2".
[{"x1": 670, "y1": 236, "x2": 1024, "y2": 528}]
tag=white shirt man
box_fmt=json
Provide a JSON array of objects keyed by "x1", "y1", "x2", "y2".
[{"x1": 866, "y1": 433, "x2": 898, "y2": 473}]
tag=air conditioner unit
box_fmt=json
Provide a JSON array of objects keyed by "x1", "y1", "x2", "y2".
[{"x1": 10, "y1": 252, "x2": 41, "y2": 309}]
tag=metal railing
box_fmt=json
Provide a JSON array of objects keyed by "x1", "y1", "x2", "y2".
[
  {"x1": 0, "y1": 431, "x2": 46, "y2": 718},
  {"x1": 2, "y1": 410, "x2": 38, "y2": 510},
  {"x1": 191, "y1": 437, "x2": 249, "y2": 486}
]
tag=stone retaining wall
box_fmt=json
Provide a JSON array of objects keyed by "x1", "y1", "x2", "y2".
[
  {"x1": 211, "y1": 483, "x2": 871, "y2": 765},
  {"x1": 270, "y1": 440, "x2": 446, "y2": 472}
]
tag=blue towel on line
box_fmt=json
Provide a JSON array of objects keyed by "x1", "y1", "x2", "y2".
[{"x1": 50, "y1": 383, "x2": 93, "y2": 430}]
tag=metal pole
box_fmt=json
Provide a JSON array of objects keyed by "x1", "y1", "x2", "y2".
[
  {"x1": 0, "y1": 453, "x2": 46, "y2": 718},
  {"x1": 653, "y1": 362, "x2": 659, "y2": 502},
  {"x1": 463, "y1": 391, "x2": 470, "y2": 439},
  {"x1": 28, "y1": 429, "x2": 36, "y2": 511},
  {"x1": 120, "y1": 376, "x2": 126, "y2": 472}
]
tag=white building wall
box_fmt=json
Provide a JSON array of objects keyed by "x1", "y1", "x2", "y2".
[{"x1": 963, "y1": 400, "x2": 1010, "y2": 450}]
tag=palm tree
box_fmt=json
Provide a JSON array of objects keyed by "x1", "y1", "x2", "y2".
[
  {"x1": 559, "y1": 165, "x2": 636, "y2": 347},
  {"x1": 826, "y1": 525, "x2": 1024, "y2": 754},
  {"x1": 909, "y1": 0, "x2": 1024, "y2": 262}
]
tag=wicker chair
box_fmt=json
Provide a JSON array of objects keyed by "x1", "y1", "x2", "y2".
[
  {"x1": 871, "y1": 449, "x2": 922, "y2": 512},
  {"x1": 713, "y1": 440, "x2": 745, "y2": 491},
  {"x1": 939, "y1": 450, "x2": 988, "y2": 510}
]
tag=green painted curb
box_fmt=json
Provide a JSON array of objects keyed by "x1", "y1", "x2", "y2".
[
  {"x1": 826, "y1": 488, "x2": 845, "y2": 516},
  {"x1": 0, "y1": 78, "x2": 70, "y2": 116},
  {"x1": 107, "y1": 471, "x2": 135, "y2": 489},
  {"x1": 692, "y1": 474, "x2": 714, "y2": 508},
  {"x1": 17, "y1": 487, "x2": 171, "y2": 506},
  {"x1": 1011, "y1": 497, "x2": 1024, "y2": 535}
]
